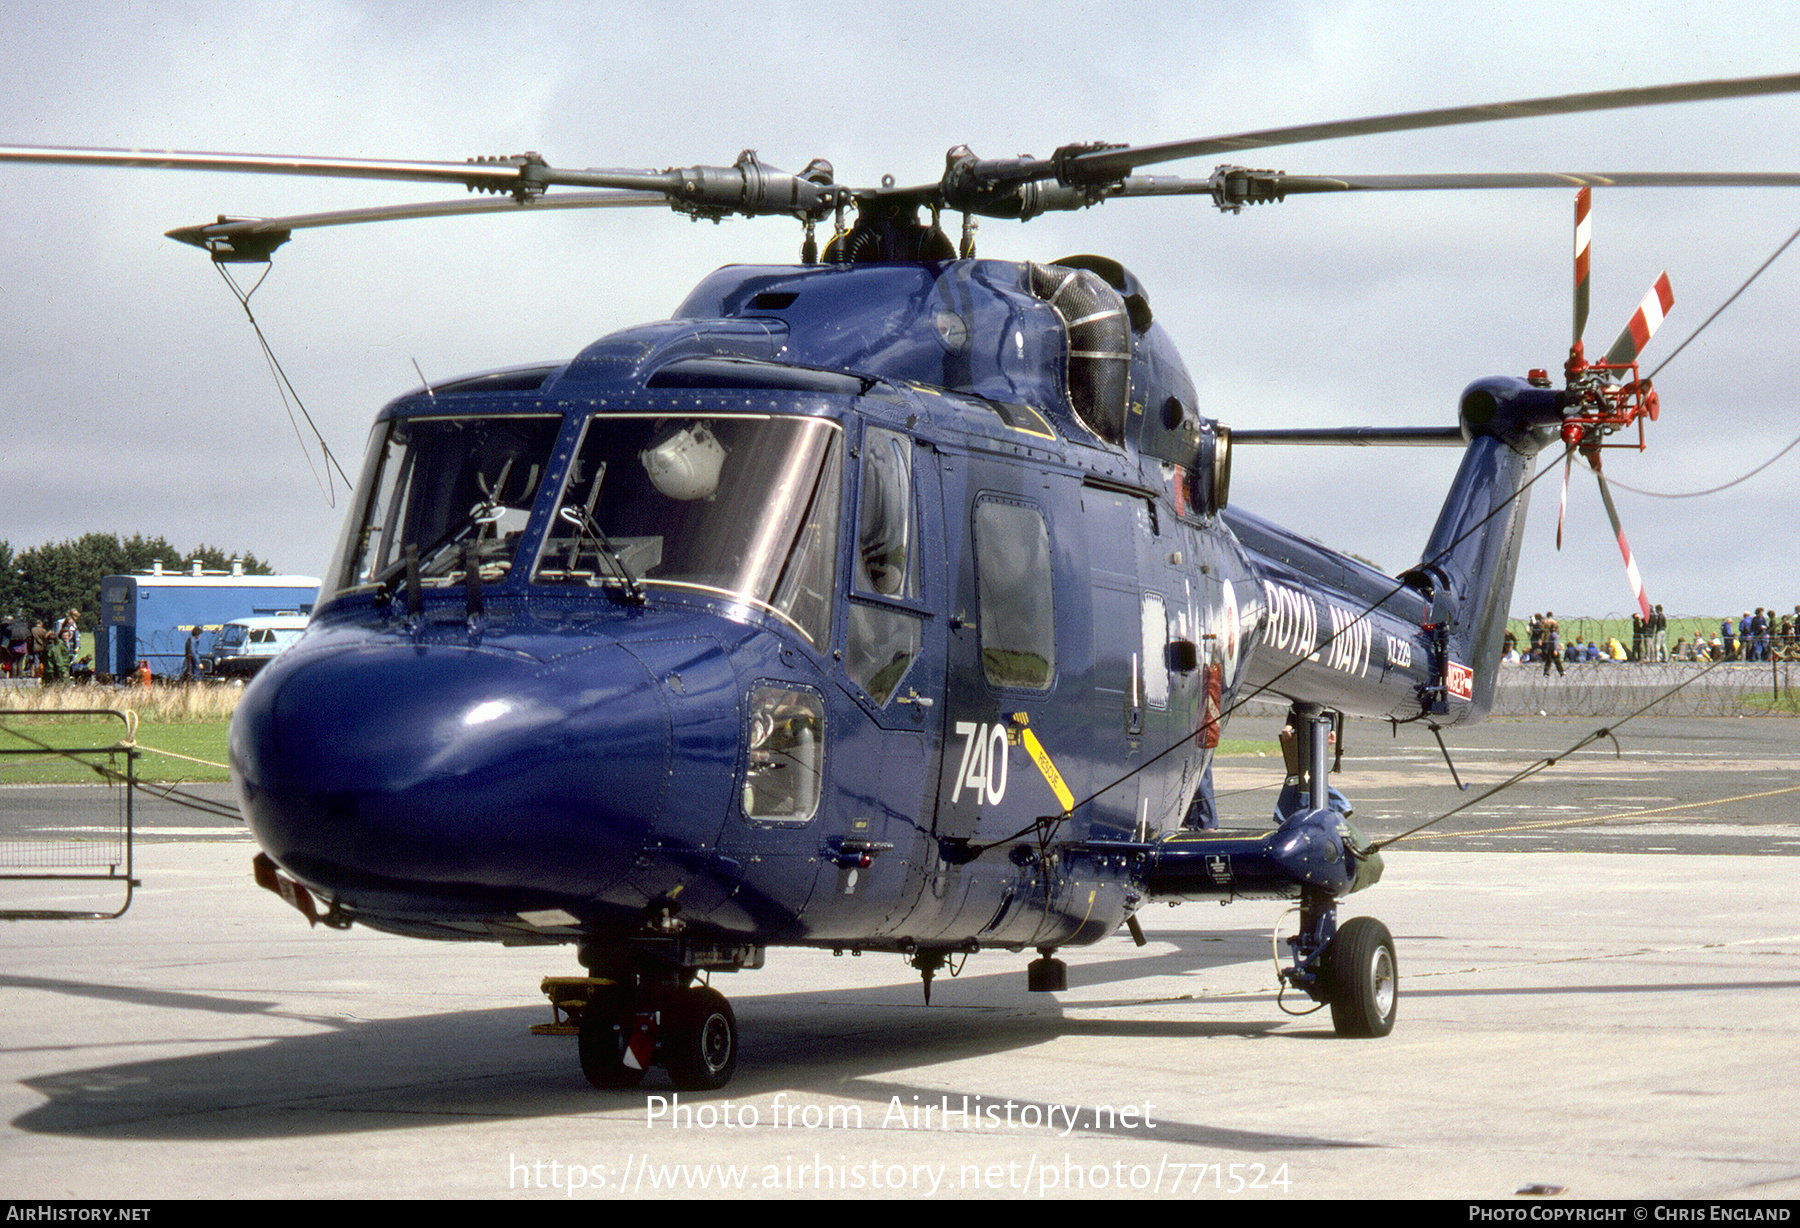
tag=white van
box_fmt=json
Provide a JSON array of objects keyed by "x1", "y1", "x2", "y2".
[{"x1": 208, "y1": 614, "x2": 309, "y2": 679}]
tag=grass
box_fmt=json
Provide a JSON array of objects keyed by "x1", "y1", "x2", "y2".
[
  {"x1": 1215, "y1": 738, "x2": 1275, "y2": 757},
  {"x1": 0, "y1": 685, "x2": 236, "y2": 784}
]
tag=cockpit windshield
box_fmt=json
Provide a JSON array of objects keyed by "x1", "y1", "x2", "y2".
[
  {"x1": 324, "y1": 410, "x2": 843, "y2": 648},
  {"x1": 327, "y1": 414, "x2": 561, "y2": 601},
  {"x1": 535, "y1": 414, "x2": 842, "y2": 645}
]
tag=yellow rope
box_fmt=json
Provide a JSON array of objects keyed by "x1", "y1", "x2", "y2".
[{"x1": 120, "y1": 741, "x2": 231, "y2": 772}]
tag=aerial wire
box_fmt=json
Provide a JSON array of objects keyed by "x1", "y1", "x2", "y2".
[
  {"x1": 1645, "y1": 220, "x2": 1800, "y2": 381},
  {"x1": 974, "y1": 448, "x2": 1573, "y2": 855},
  {"x1": 214, "y1": 262, "x2": 353, "y2": 505},
  {"x1": 1605, "y1": 218, "x2": 1800, "y2": 498},
  {"x1": 1365, "y1": 223, "x2": 1800, "y2": 847},
  {"x1": 1401, "y1": 781, "x2": 1800, "y2": 842},
  {"x1": 1217, "y1": 217, "x2": 1800, "y2": 845},
  {"x1": 1365, "y1": 220, "x2": 1800, "y2": 849},
  {"x1": 1365, "y1": 656, "x2": 1728, "y2": 851},
  {"x1": 991, "y1": 213, "x2": 1800, "y2": 857},
  {"x1": 1603, "y1": 427, "x2": 1800, "y2": 499}
]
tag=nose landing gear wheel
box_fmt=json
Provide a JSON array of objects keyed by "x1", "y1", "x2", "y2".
[
  {"x1": 1325, "y1": 916, "x2": 1397, "y2": 1038},
  {"x1": 663, "y1": 986, "x2": 737, "y2": 1090},
  {"x1": 578, "y1": 987, "x2": 649, "y2": 1089}
]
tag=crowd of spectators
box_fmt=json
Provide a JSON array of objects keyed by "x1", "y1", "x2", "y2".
[
  {"x1": 0, "y1": 611, "x2": 86, "y2": 683},
  {"x1": 1504, "y1": 605, "x2": 1800, "y2": 665}
]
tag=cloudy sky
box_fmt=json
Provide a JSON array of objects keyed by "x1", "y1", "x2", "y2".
[{"x1": 4, "y1": 0, "x2": 1798, "y2": 622}]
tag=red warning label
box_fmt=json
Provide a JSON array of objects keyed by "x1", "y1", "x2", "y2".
[{"x1": 1446, "y1": 660, "x2": 1474, "y2": 701}]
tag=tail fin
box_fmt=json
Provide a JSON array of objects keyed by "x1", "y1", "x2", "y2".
[{"x1": 1404, "y1": 377, "x2": 1563, "y2": 718}]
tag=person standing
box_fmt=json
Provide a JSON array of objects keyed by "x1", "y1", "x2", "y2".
[
  {"x1": 1542, "y1": 611, "x2": 1565, "y2": 677},
  {"x1": 41, "y1": 631, "x2": 69, "y2": 685},
  {"x1": 28, "y1": 620, "x2": 50, "y2": 677},
  {"x1": 57, "y1": 609, "x2": 80, "y2": 668},
  {"x1": 180, "y1": 626, "x2": 203, "y2": 683},
  {"x1": 1652, "y1": 604, "x2": 1669, "y2": 662}
]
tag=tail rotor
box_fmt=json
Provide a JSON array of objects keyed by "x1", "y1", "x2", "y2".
[{"x1": 1551, "y1": 187, "x2": 1666, "y2": 621}]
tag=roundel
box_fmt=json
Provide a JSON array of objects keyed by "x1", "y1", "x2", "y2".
[{"x1": 1221, "y1": 578, "x2": 1241, "y2": 683}]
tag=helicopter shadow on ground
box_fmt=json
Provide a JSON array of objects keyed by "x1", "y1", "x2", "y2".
[{"x1": 10, "y1": 923, "x2": 1358, "y2": 1151}]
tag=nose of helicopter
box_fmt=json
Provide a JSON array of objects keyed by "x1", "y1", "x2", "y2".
[{"x1": 231, "y1": 637, "x2": 672, "y2": 917}]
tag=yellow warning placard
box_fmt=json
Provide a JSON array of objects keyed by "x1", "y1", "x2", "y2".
[{"x1": 1021, "y1": 727, "x2": 1075, "y2": 812}]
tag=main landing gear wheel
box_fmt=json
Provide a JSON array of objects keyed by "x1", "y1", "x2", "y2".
[
  {"x1": 663, "y1": 986, "x2": 737, "y2": 1091},
  {"x1": 577, "y1": 987, "x2": 648, "y2": 1089},
  {"x1": 1325, "y1": 916, "x2": 1397, "y2": 1038}
]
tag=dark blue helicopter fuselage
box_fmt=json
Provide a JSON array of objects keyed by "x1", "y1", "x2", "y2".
[{"x1": 232, "y1": 257, "x2": 1558, "y2": 963}]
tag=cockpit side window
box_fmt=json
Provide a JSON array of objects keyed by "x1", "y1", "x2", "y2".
[
  {"x1": 857, "y1": 427, "x2": 917, "y2": 598},
  {"x1": 844, "y1": 426, "x2": 922, "y2": 705}
]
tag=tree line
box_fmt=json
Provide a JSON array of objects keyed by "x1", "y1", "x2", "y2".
[{"x1": 1, "y1": 534, "x2": 276, "y2": 629}]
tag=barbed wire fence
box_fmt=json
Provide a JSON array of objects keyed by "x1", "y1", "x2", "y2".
[
  {"x1": 1229, "y1": 662, "x2": 1795, "y2": 721},
  {"x1": 1492, "y1": 661, "x2": 1795, "y2": 717}
]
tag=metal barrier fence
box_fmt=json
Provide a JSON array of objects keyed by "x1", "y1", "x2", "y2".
[
  {"x1": 0, "y1": 710, "x2": 139, "y2": 920},
  {"x1": 1227, "y1": 662, "x2": 1796, "y2": 722}
]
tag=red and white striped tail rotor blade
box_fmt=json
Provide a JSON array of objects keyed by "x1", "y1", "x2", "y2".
[
  {"x1": 1556, "y1": 448, "x2": 1573, "y2": 549},
  {"x1": 1573, "y1": 187, "x2": 1592, "y2": 345},
  {"x1": 1601, "y1": 272, "x2": 1674, "y2": 367},
  {"x1": 1590, "y1": 459, "x2": 1652, "y2": 620}
]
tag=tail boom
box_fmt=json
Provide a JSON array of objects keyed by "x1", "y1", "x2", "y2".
[{"x1": 1225, "y1": 377, "x2": 1562, "y2": 725}]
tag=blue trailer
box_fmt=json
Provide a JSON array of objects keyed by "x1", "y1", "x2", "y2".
[{"x1": 96, "y1": 567, "x2": 319, "y2": 679}]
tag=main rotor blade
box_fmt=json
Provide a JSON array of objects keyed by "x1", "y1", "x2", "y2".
[
  {"x1": 1268, "y1": 171, "x2": 1800, "y2": 191},
  {"x1": 165, "y1": 191, "x2": 667, "y2": 250},
  {"x1": 0, "y1": 145, "x2": 844, "y2": 218},
  {"x1": 0, "y1": 144, "x2": 533, "y2": 191},
  {"x1": 1105, "y1": 170, "x2": 1800, "y2": 214},
  {"x1": 1064, "y1": 73, "x2": 1800, "y2": 181}
]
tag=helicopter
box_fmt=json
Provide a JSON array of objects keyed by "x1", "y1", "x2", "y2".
[{"x1": 5, "y1": 72, "x2": 1798, "y2": 1091}]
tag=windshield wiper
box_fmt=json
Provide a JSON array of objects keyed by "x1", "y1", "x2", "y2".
[{"x1": 557, "y1": 504, "x2": 646, "y2": 604}]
